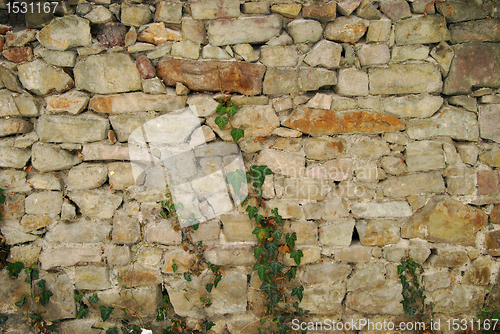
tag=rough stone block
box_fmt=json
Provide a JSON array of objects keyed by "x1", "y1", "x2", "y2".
[
  {"x1": 356, "y1": 219, "x2": 400, "y2": 246},
  {"x1": 394, "y1": 15, "x2": 450, "y2": 45},
  {"x1": 221, "y1": 213, "x2": 255, "y2": 242},
  {"x1": 25, "y1": 191, "x2": 62, "y2": 216},
  {"x1": 35, "y1": 272, "x2": 76, "y2": 321},
  {"x1": 346, "y1": 262, "x2": 385, "y2": 291},
  {"x1": 75, "y1": 266, "x2": 111, "y2": 290},
  {"x1": 325, "y1": 16, "x2": 369, "y2": 44},
  {"x1": 382, "y1": 171, "x2": 445, "y2": 198},
  {"x1": 382, "y1": 94, "x2": 443, "y2": 118},
  {"x1": 69, "y1": 190, "x2": 122, "y2": 219},
  {"x1": 335, "y1": 246, "x2": 372, "y2": 262},
  {"x1": 405, "y1": 140, "x2": 445, "y2": 172},
  {"x1": 67, "y1": 163, "x2": 108, "y2": 190},
  {"x1": 477, "y1": 170, "x2": 500, "y2": 196},
  {"x1": 346, "y1": 281, "x2": 403, "y2": 314},
  {"x1": 351, "y1": 201, "x2": 412, "y2": 218},
  {"x1": 45, "y1": 218, "x2": 111, "y2": 243},
  {"x1": 479, "y1": 104, "x2": 500, "y2": 143},
  {"x1": 207, "y1": 15, "x2": 281, "y2": 46},
  {"x1": 191, "y1": 0, "x2": 240, "y2": 19},
  {"x1": 298, "y1": 261, "x2": 351, "y2": 285},
  {"x1": 32, "y1": 143, "x2": 81, "y2": 172},
  {"x1": 287, "y1": 19, "x2": 323, "y2": 44},
  {"x1": 319, "y1": 218, "x2": 355, "y2": 246},
  {"x1": 39, "y1": 245, "x2": 102, "y2": 270}
]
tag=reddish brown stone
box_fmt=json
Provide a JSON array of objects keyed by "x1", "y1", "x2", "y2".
[
  {"x1": 135, "y1": 55, "x2": 155, "y2": 79},
  {"x1": 444, "y1": 43, "x2": 500, "y2": 94},
  {"x1": 2, "y1": 46, "x2": 33, "y2": 63},
  {"x1": 157, "y1": 58, "x2": 266, "y2": 96},
  {"x1": 0, "y1": 25, "x2": 12, "y2": 34},
  {"x1": 477, "y1": 170, "x2": 500, "y2": 196},
  {"x1": 484, "y1": 230, "x2": 500, "y2": 251},
  {"x1": 0, "y1": 36, "x2": 4, "y2": 52},
  {"x1": 96, "y1": 23, "x2": 127, "y2": 48},
  {"x1": 490, "y1": 204, "x2": 500, "y2": 224},
  {"x1": 401, "y1": 198, "x2": 488, "y2": 246},
  {"x1": 282, "y1": 106, "x2": 405, "y2": 136},
  {"x1": 303, "y1": 2, "x2": 336, "y2": 21}
]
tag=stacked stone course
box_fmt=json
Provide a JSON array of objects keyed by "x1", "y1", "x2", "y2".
[{"x1": 0, "y1": 0, "x2": 499, "y2": 331}]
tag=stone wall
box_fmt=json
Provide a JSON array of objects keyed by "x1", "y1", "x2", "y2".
[{"x1": 0, "y1": 0, "x2": 499, "y2": 332}]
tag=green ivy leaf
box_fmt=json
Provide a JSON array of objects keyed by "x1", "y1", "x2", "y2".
[
  {"x1": 89, "y1": 293, "x2": 99, "y2": 303},
  {"x1": 246, "y1": 206, "x2": 258, "y2": 219},
  {"x1": 205, "y1": 283, "x2": 213, "y2": 293},
  {"x1": 254, "y1": 214, "x2": 263, "y2": 224},
  {"x1": 249, "y1": 165, "x2": 273, "y2": 190},
  {"x1": 252, "y1": 226, "x2": 269, "y2": 242},
  {"x1": 253, "y1": 263, "x2": 271, "y2": 281},
  {"x1": 106, "y1": 327, "x2": 119, "y2": 334},
  {"x1": 260, "y1": 280, "x2": 277, "y2": 295},
  {"x1": 7, "y1": 262, "x2": 24, "y2": 279},
  {"x1": 291, "y1": 285, "x2": 304, "y2": 302},
  {"x1": 213, "y1": 275, "x2": 222, "y2": 288},
  {"x1": 265, "y1": 240, "x2": 279, "y2": 257},
  {"x1": 40, "y1": 289, "x2": 53, "y2": 306},
  {"x1": 172, "y1": 260, "x2": 178, "y2": 273},
  {"x1": 77, "y1": 305, "x2": 88, "y2": 319},
  {"x1": 272, "y1": 230, "x2": 282, "y2": 240},
  {"x1": 99, "y1": 305, "x2": 114, "y2": 322},
  {"x1": 230, "y1": 128, "x2": 244, "y2": 142},
  {"x1": 184, "y1": 272, "x2": 191, "y2": 282},
  {"x1": 0, "y1": 188, "x2": 5, "y2": 205},
  {"x1": 290, "y1": 249, "x2": 304, "y2": 265},
  {"x1": 75, "y1": 292, "x2": 83, "y2": 303},
  {"x1": 258, "y1": 328, "x2": 266, "y2": 334},
  {"x1": 271, "y1": 208, "x2": 282, "y2": 224},
  {"x1": 226, "y1": 105, "x2": 238, "y2": 118},
  {"x1": 216, "y1": 105, "x2": 226, "y2": 115},
  {"x1": 226, "y1": 170, "x2": 246, "y2": 194},
  {"x1": 205, "y1": 321, "x2": 216, "y2": 331},
  {"x1": 269, "y1": 262, "x2": 284, "y2": 276},
  {"x1": 286, "y1": 233, "x2": 297, "y2": 250},
  {"x1": 254, "y1": 246, "x2": 266, "y2": 259},
  {"x1": 192, "y1": 222, "x2": 200, "y2": 230},
  {"x1": 14, "y1": 295, "x2": 25, "y2": 308},
  {"x1": 215, "y1": 116, "x2": 229, "y2": 130},
  {"x1": 260, "y1": 318, "x2": 267, "y2": 325}
]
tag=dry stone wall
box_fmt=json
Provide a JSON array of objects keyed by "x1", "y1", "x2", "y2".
[{"x1": 0, "y1": 0, "x2": 499, "y2": 332}]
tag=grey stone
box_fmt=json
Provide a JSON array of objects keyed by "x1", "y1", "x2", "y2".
[
  {"x1": 298, "y1": 68, "x2": 337, "y2": 92},
  {"x1": 75, "y1": 266, "x2": 111, "y2": 290},
  {"x1": 0, "y1": 118, "x2": 32, "y2": 137},
  {"x1": 260, "y1": 46, "x2": 297, "y2": 67},
  {"x1": 436, "y1": 0, "x2": 487, "y2": 23},
  {"x1": 39, "y1": 245, "x2": 102, "y2": 270},
  {"x1": 61, "y1": 201, "x2": 77, "y2": 220},
  {"x1": 457, "y1": 144, "x2": 479, "y2": 165},
  {"x1": 142, "y1": 78, "x2": 167, "y2": 94},
  {"x1": 38, "y1": 48, "x2": 77, "y2": 67},
  {"x1": 391, "y1": 44, "x2": 430, "y2": 62},
  {"x1": 479, "y1": 104, "x2": 500, "y2": 143},
  {"x1": 305, "y1": 158, "x2": 353, "y2": 181},
  {"x1": 144, "y1": 219, "x2": 182, "y2": 245},
  {"x1": 46, "y1": 217, "x2": 111, "y2": 243},
  {"x1": 155, "y1": 1, "x2": 183, "y2": 23},
  {"x1": 202, "y1": 45, "x2": 231, "y2": 59},
  {"x1": 356, "y1": 43, "x2": 390, "y2": 66},
  {"x1": 283, "y1": 177, "x2": 332, "y2": 200},
  {"x1": 405, "y1": 140, "x2": 445, "y2": 172},
  {"x1": 37, "y1": 15, "x2": 91, "y2": 51},
  {"x1": 0, "y1": 90, "x2": 20, "y2": 116},
  {"x1": 0, "y1": 66, "x2": 23, "y2": 93},
  {"x1": 346, "y1": 262, "x2": 386, "y2": 291},
  {"x1": 411, "y1": 0, "x2": 436, "y2": 14},
  {"x1": 407, "y1": 106, "x2": 479, "y2": 141},
  {"x1": 325, "y1": 17, "x2": 369, "y2": 44},
  {"x1": 0, "y1": 170, "x2": 31, "y2": 192},
  {"x1": 303, "y1": 198, "x2": 349, "y2": 220},
  {"x1": 356, "y1": 0, "x2": 381, "y2": 19},
  {"x1": 230, "y1": 105, "x2": 279, "y2": 138},
  {"x1": 430, "y1": 41, "x2": 454, "y2": 75},
  {"x1": 171, "y1": 40, "x2": 201, "y2": 60},
  {"x1": 82, "y1": 142, "x2": 130, "y2": 161},
  {"x1": 34, "y1": 272, "x2": 76, "y2": 321},
  {"x1": 256, "y1": 148, "x2": 305, "y2": 177},
  {"x1": 450, "y1": 19, "x2": 500, "y2": 44},
  {"x1": 304, "y1": 40, "x2": 342, "y2": 69},
  {"x1": 337, "y1": 0, "x2": 362, "y2": 16},
  {"x1": 369, "y1": 62, "x2": 442, "y2": 95},
  {"x1": 13, "y1": 94, "x2": 40, "y2": 116},
  {"x1": 394, "y1": 15, "x2": 450, "y2": 45},
  {"x1": 182, "y1": 17, "x2": 207, "y2": 44},
  {"x1": 67, "y1": 163, "x2": 108, "y2": 190},
  {"x1": 319, "y1": 218, "x2": 355, "y2": 246},
  {"x1": 380, "y1": 156, "x2": 407, "y2": 175},
  {"x1": 299, "y1": 285, "x2": 345, "y2": 315},
  {"x1": 207, "y1": 15, "x2": 281, "y2": 46},
  {"x1": 5, "y1": 29, "x2": 36, "y2": 48},
  {"x1": 121, "y1": 3, "x2": 152, "y2": 27},
  {"x1": 346, "y1": 281, "x2": 403, "y2": 315},
  {"x1": 263, "y1": 68, "x2": 298, "y2": 95},
  {"x1": 366, "y1": 19, "x2": 392, "y2": 43},
  {"x1": 351, "y1": 201, "x2": 412, "y2": 218},
  {"x1": 25, "y1": 191, "x2": 62, "y2": 216},
  {"x1": 84, "y1": 6, "x2": 113, "y2": 24},
  {"x1": 45, "y1": 90, "x2": 90, "y2": 115},
  {"x1": 36, "y1": 115, "x2": 109, "y2": 144},
  {"x1": 287, "y1": 19, "x2": 323, "y2": 44},
  {"x1": 74, "y1": 53, "x2": 142, "y2": 94},
  {"x1": 191, "y1": 0, "x2": 240, "y2": 19},
  {"x1": 232, "y1": 43, "x2": 260, "y2": 62},
  {"x1": 109, "y1": 114, "x2": 155, "y2": 143},
  {"x1": 69, "y1": 190, "x2": 123, "y2": 219},
  {"x1": 32, "y1": 143, "x2": 81, "y2": 172},
  {"x1": 382, "y1": 171, "x2": 445, "y2": 198},
  {"x1": 18, "y1": 59, "x2": 74, "y2": 96},
  {"x1": 349, "y1": 136, "x2": 390, "y2": 159},
  {"x1": 298, "y1": 261, "x2": 351, "y2": 285},
  {"x1": 357, "y1": 219, "x2": 400, "y2": 246},
  {"x1": 337, "y1": 68, "x2": 368, "y2": 97},
  {"x1": 89, "y1": 93, "x2": 186, "y2": 114},
  {"x1": 380, "y1": 0, "x2": 412, "y2": 21},
  {"x1": 383, "y1": 94, "x2": 442, "y2": 118},
  {"x1": 1, "y1": 219, "x2": 38, "y2": 245},
  {"x1": 0, "y1": 146, "x2": 31, "y2": 169},
  {"x1": 108, "y1": 162, "x2": 135, "y2": 190}
]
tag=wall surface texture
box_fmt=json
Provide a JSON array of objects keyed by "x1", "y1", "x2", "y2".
[{"x1": 0, "y1": 0, "x2": 500, "y2": 332}]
